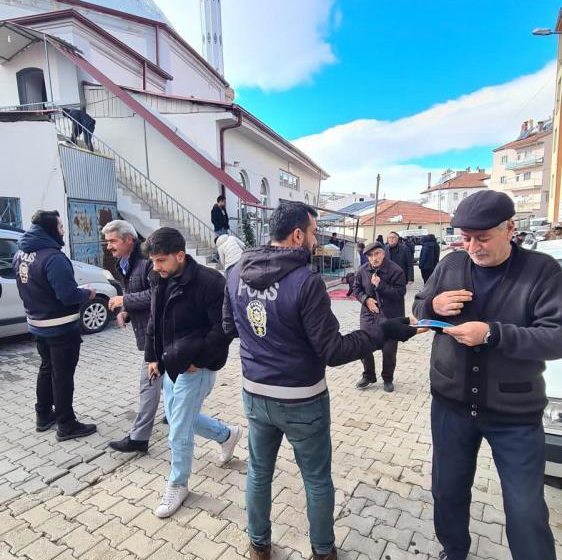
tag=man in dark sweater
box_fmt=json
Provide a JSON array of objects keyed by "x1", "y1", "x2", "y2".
[
  {"x1": 211, "y1": 195, "x2": 230, "y2": 236},
  {"x1": 413, "y1": 190, "x2": 562, "y2": 560},
  {"x1": 13, "y1": 210, "x2": 97, "y2": 441},
  {"x1": 223, "y1": 202, "x2": 419, "y2": 560},
  {"x1": 102, "y1": 220, "x2": 157, "y2": 454}
]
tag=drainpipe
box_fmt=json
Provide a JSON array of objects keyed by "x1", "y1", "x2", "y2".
[{"x1": 219, "y1": 107, "x2": 242, "y2": 197}]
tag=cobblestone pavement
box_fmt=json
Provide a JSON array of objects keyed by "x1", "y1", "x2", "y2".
[{"x1": 1, "y1": 276, "x2": 561, "y2": 560}]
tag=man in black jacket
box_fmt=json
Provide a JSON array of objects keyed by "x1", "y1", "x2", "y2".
[
  {"x1": 419, "y1": 234, "x2": 440, "y2": 284},
  {"x1": 144, "y1": 228, "x2": 241, "y2": 519},
  {"x1": 101, "y1": 220, "x2": 157, "y2": 454},
  {"x1": 223, "y1": 202, "x2": 419, "y2": 560},
  {"x1": 211, "y1": 195, "x2": 230, "y2": 236},
  {"x1": 353, "y1": 241, "x2": 406, "y2": 393},
  {"x1": 413, "y1": 190, "x2": 562, "y2": 560},
  {"x1": 386, "y1": 231, "x2": 413, "y2": 282},
  {"x1": 13, "y1": 210, "x2": 97, "y2": 441}
]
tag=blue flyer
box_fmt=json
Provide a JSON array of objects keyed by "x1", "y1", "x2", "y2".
[{"x1": 415, "y1": 319, "x2": 454, "y2": 329}]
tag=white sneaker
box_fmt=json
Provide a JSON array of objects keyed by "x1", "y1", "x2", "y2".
[
  {"x1": 220, "y1": 425, "x2": 242, "y2": 464},
  {"x1": 154, "y1": 483, "x2": 189, "y2": 518}
]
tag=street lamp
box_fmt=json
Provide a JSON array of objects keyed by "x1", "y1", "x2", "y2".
[
  {"x1": 532, "y1": 28, "x2": 560, "y2": 36},
  {"x1": 533, "y1": 23, "x2": 562, "y2": 224}
]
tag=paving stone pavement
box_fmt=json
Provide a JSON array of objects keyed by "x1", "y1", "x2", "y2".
[{"x1": 1, "y1": 272, "x2": 561, "y2": 560}]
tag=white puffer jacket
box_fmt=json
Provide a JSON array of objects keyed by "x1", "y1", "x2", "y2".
[{"x1": 216, "y1": 234, "x2": 245, "y2": 270}]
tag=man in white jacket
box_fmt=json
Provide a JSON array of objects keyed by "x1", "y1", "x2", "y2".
[{"x1": 216, "y1": 234, "x2": 245, "y2": 275}]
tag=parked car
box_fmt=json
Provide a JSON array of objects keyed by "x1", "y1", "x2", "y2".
[
  {"x1": 535, "y1": 239, "x2": 562, "y2": 478},
  {"x1": 396, "y1": 229, "x2": 428, "y2": 263},
  {"x1": 0, "y1": 226, "x2": 120, "y2": 337},
  {"x1": 443, "y1": 234, "x2": 464, "y2": 251}
]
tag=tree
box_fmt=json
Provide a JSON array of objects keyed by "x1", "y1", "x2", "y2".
[{"x1": 242, "y1": 213, "x2": 256, "y2": 247}]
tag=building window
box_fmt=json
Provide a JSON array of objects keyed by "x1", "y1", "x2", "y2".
[
  {"x1": 500, "y1": 176, "x2": 506, "y2": 184},
  {"x1": 453, "y1": 192, "x2": 459, "y2": 201},
  {"x1": 523, "y1": 172, "x2": 531, "y2": 181},
  {"x1": 239, "y1": 170, "x2": 249, "y2": 190},
  {"x1": 501, "y1": 155, "x2": 507, "y2": 164},
  {"x1": 0, "y1": 197, "x2": 22, "y2": 228},
  {"x1": 463, "y1": 192, "x2": 468, "y2": 198},
  {"x1": 304, "y1": 193, "x2": 310, "y2": 204},
  {"x1": 279, "y1": 169, "x2": 300, "y2": 191},
  {"x1": 516, "y1": 175, "x2": 520, "y2": 182},
  {"x1": 260, "y1": 178, "x2": 269, "y2": 206}
]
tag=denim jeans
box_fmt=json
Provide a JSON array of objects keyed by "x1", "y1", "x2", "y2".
[
  {"x1": 243, "y1": 391, "x2": 334, "y2": 555},
  {"x1": 163, "y1": 369, "x2": 229, "y2": 486},
  {"x1": 431, "y1": 397, "x2": 556, "y2": 560},
  {"x1": 35, "y1": 329, "x2": 82, "y2": 427}
]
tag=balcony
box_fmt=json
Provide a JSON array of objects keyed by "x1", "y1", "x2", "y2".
[{"x1": 505, "y1": 156, "x2": 544, "y2": 170}]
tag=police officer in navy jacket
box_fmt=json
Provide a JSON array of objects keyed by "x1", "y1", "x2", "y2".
[
  {"x1": 13, "y1": 210, "x2": 97, "y2": 442},
  {"x1": 223, "y1": 201, "x2": 419, "y2": 560}
]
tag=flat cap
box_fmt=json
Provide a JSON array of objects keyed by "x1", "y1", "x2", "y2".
[
  {"x1": 451, "y1": 190, "x2": 515, "y2": 230},
  {"x1": 364, "y1": 241, "x2": 385, "y2": 255}
]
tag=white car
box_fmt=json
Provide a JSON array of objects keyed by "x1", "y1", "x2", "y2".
[
  {"x1": 0, "y1": 227, "x2": 119, "y2": 337},
  {"x1": 535, "y1": 240, "x2": 562, "y2": 478}
]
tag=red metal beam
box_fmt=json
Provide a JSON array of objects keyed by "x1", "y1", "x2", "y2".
[{"x1": 52, "y1": 42, "x2": 259, "y2": 204}]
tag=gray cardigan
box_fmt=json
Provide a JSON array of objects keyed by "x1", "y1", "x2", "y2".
[{"x1": 413, "y1": 244, "x2": 562, "y2": 422}]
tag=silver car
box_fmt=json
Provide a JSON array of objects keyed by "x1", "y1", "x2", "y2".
[
  {"x1": 0, "y1": 227, "x2": 119, "y2": 337},
  {"x1": 536, "y1": 240, "x2": 562, "y2": 478}
]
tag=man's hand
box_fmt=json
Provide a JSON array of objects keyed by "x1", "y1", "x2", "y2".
[
  {"x1": 116, "y1": 311, "x2": 128, "y2": 328},
  {"x1": 370, "y1": 274, "x2": 381, "y2": 288},
  {"x1": 88, "y1": 288, "x2": 97, "y2": 300},
  {"x1": 186, "y1": 364, "x2": 198, "y2": 374},
  {"x1": 148, "y1": 362, "x2": 161, "y2": 381},
  {"x1": 366, "y1": 298, "x2": 379, "y2": 314},
  {"x1": 109, "y1": 295, "x2": 124, "y2": 311},
  {"x1": 443, "y1": 322, "x2": 489, "y2": 347},
  {"x1": 382, "y1": 317, "x2": 422, "y2": 342},
  {"x1": 432, "y1": 289, "x2": 473, "y2": 316}
]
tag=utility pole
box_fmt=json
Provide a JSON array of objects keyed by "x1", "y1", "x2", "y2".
[{"x1": 371, "y1": 173, "x2": 381, "y2": 242}]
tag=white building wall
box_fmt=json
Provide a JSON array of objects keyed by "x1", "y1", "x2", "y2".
[
  {"x1": 0, "y1": 42, "x2": 80, "y2": 108},
  {"x1": 422, "y1": 187, "x2": 483, "y2": 215},
  {"x1": 0, "y1": 120, "x2": 69, "y2": 247}
]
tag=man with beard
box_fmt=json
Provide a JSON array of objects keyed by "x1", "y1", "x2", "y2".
[{"x1": 13, "y1": 210, "x2": 97, "y2": 441}]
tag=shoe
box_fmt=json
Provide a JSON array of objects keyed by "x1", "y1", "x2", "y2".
[
  {"x1": 383, "y1": 382, "x2": 395, "y2": 393},
  {"x1": 36, "y1": 411, "x2": 56, "y2": 432},
  {"x1": 313, "y1": 548, "x2": 337, "y2": 560},
  {"x1": 56, "y1": 421, "x2": 97, "y2": 442},
  {"x1": 108, "y1": 435, "x2": 148, "y2": 453},
  {"x1": 355, "y1": 375, "x2": 376, "y2": 389},
  {"x1": 154, "y1": 483, "x2": 189, "y2": 518},
  {"x1": 437, "y1": 552, "x2": 448, "y2": 560},
  {"x1": 162, "y1": 416, "x2": 168, "y2": 425},
  {"x1": 249, "y1": 543, "x2": 271, "y2": 560},
  {"x1": 220, "y1": 425, "x2": 242, "y2": 464}
]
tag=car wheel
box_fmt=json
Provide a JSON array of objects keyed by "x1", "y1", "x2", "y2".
[{"x1": 80, "y1": 297, "x2": 109, "y2": 334}]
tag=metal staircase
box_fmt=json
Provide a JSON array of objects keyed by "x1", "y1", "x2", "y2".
[{"x1": 52, "y1": 109, "x2": 216, "y2": 262}]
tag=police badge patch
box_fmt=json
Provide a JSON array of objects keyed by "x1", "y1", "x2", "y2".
[
  {"x1": 18, "y1": 262, "x2": 29, "y2": 284},
  {"x1": 247, "y1": 300, "x2": 267, "y2": 337}
]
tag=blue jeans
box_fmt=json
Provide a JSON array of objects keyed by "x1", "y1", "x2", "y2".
[
  {"x1": 163, "y1": 370, "x2": 229, "y2": 486},
  {"x1": 431, "y1": 397, "x2": 555, "y2": 560},
  {"x1": 243, "y1": 391, "x2": 334, "y2": 555}
]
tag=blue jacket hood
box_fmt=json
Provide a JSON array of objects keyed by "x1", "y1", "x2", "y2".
[{"x1": 18, "y1": 225, "x2": 63, "y2": 253}]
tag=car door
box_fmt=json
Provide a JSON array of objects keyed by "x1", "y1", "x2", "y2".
[{"x1": 0, "y1": 236, "x2": 27, "y2": 337}]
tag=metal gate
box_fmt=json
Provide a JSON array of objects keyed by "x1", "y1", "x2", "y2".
[{"x1": 68, "y1": 200, "x2": 117, "y2": 268}]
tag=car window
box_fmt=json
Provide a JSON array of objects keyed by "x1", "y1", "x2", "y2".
[{"x1": 0, "y1": 238, "x2": 18, "y2": 279}]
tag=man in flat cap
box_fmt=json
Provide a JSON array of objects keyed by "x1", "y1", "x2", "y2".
[
  {"x1": 353, "y1": 241, "x2": 407, "y2": 392},
  {"x1": 413, "y1": 190, "x2": 562, "y2": 560}
]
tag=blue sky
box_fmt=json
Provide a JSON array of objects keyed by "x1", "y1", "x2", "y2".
[{"x1": 160, "y1": 0, "x2": 561, "y2": 197}]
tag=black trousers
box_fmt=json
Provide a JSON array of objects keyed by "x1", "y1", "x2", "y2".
[
  {"x1": 421, "y1": 268, "x2": 434, "y2": 284},
  {"x1": 432, "y1": 397, "x2": 555, "y2": 560},
  {"x1": 361, "y1": 339, "x2": 398, "y2": 382},
  {"x1": 35, "y1": 330, "x2": 82, "y2": 427}
]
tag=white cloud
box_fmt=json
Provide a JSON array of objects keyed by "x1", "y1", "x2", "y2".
[
  {"x1": 294, "y1": 62, "x2": 557, "y2": 199},
  {"x1": 156, "y1": 0, "x2": 338, "y2": 91}
]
